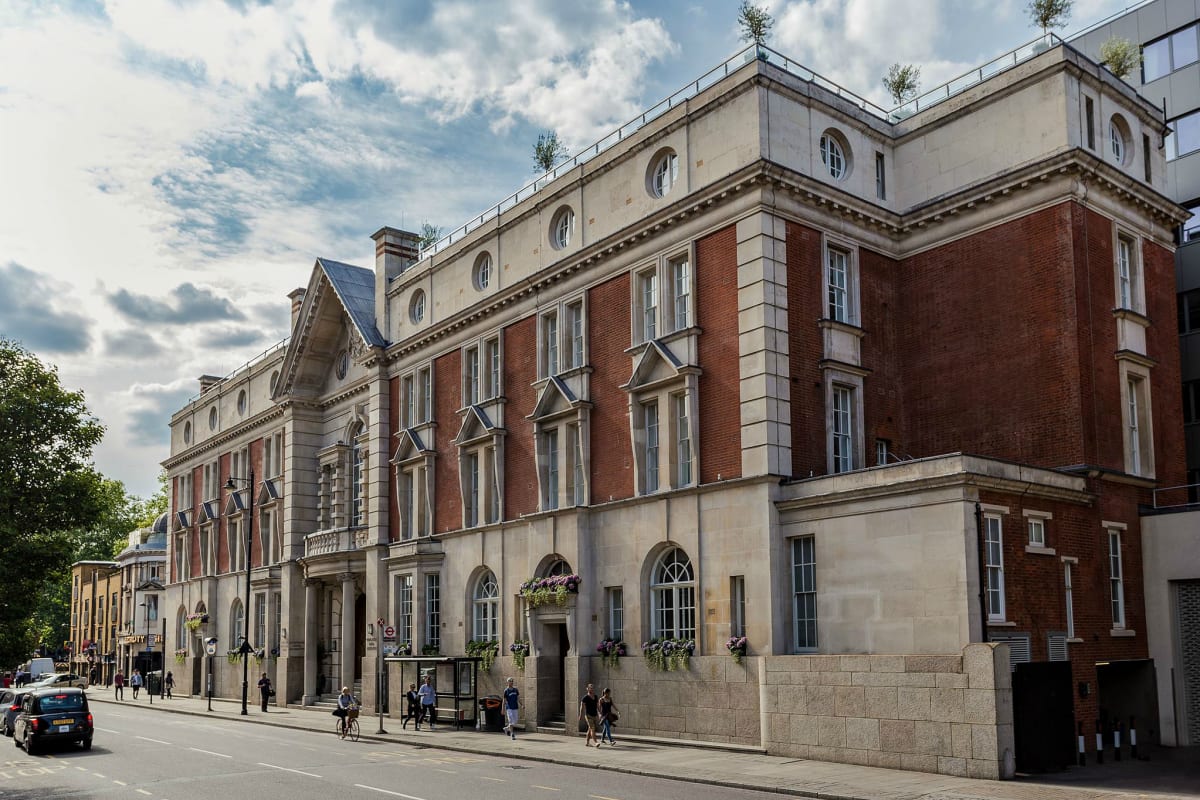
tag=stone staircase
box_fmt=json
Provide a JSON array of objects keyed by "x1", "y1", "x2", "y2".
[
  {"x1": 537, "y1": 711, "x2": 567, "y2": 735},
  {"x1": 310, "y1": 680, "x2": 361, "y2": 709}
]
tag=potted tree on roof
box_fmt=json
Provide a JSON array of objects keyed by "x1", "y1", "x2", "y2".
[
  {"x1": 1099, "y1": 36, "x2": 1141, "y2": 80},
  {"x1": 533, "y1": 131, "x2": 569, "y2": 188},
  {"x1": 883, "y1": 63, "x2": 921, "y2": 119},
  {"x1": 1029, "y1": 0, "x2": 1072, "y2": 52},
  {"x1": 738, "y1": 0, "x2": 773, "y2": 61}
]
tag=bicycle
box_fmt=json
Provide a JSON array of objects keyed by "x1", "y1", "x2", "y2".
[{"x1": 335, "y1": 707, "x2": 360, "y2": 741}]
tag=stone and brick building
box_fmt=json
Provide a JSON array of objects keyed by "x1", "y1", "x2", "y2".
[
  {"x1": 68, "y1": 560, "x2": 122, "y2": 685},
  {"x1": 159, "y1": 33, "x2": 1188, "y2": 777}
]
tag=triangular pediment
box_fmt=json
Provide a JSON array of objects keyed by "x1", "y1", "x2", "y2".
[
  {"x1": 199, "y1": 501, "x2": 220, "y2": 524},
  {"x1": 529, "y1": 377, "x2": 580, "y2": 421},
  {"x1": 224, "y1": 491, "x2": 248, "y2": 515},
  {"x1": 454, "y1": 405, "x2": 499, "y2": 445},
  {"x1": 174, "y1": 510, "x2": 192, "y2": 531},
  {"x1": 392, "y1": 428, "x2": 433, "y2": 462},
  {"x1": 275, "y1": 259, "x2": 385, "y2": 401},
  {"x1": 257, "y1": 481, "x2": 282, "y2": 506},
  {"x1": 623, "y1": 340, "x2": 684, "y2": 391}
]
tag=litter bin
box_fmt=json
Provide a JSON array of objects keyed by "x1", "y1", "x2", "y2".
[
  {"x1": 146, "y1": 672, "x2": 162, "y2": 696},
  {"x1": 479, "y1": 695, "x2": 504, "y2": 732}
]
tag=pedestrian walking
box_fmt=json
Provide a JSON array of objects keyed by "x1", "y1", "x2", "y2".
[
  {"x1": 502, "y1": 677, "x2": 520, "y2": 740},
  {"x1": 113, "y1": 670, "x2": 125, "y2": 700},
  {"x1": 130, "y1": 669, "x2": 143, "y2": 699},
  {"x1": 578, "y1": 683, "x2": 599, "y2": 747},
  {"x1": 164, "y1": 671, "x2": 175, "y2": 699},
  {"x1": 257, "y1": 673, "x2": 272, "y2": 712},
  {"x1": 417, "y1": 674, "x2": 437, "y2": 730},
  {"x1": 597, "y1": 687, "x2": 618, "y2": 747},
  {"x1": 401, "y1": 683, "x2": 419, "y2": 729}
]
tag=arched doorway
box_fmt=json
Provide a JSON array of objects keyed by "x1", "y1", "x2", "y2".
[{"x1": 354, "y1": 593, "x2": 366, "y2": 680}]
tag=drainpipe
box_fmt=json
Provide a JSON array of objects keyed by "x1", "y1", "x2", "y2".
[{"x1": 974, "y1": 502, "x2": 988, "y2": 642}]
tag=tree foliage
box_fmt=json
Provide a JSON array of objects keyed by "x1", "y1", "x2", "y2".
[
  {"x1": 737, "y1": 0, "x2": 774, "y2": 46},
  {"x1": 418, "y1": 222, "x2": 442, "y2": 250},
  {"x1": 532, "y1": 131, "x2": 568, "y2": 173},
  {"x1": 1027, "y1": 0, "x2": 1072, "y2": 34},
  {"x1": 0, "y1": 340, "x2": 107, "y2": 667},
  {"x1": 883, "y1": 63, "x2": 922, "y2": 105},
  {"x1": 1100, "y1": 36, "x2": 1141, "y2": 79}
]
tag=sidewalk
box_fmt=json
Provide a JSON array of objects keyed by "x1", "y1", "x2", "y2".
[{"x1": 85, "y1": 689, "x2": 1194, "y2": 800}]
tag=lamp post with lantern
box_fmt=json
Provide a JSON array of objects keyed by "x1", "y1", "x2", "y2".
[{"x1": 225, "y1": 470, "x2": 257, "y2": 715}]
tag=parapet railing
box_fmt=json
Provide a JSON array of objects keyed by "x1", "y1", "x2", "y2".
[
  {"x1": 416, "y1": 33, "x2": 1067, "y2": 263},
  {"x1": 186, "y1": 336, "x2": 289, "y2": 404},
  {"x1": 1152, "y1": 483, "x2": 1200, "y2": 509}
]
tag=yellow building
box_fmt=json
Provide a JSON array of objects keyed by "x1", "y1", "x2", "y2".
[{"x1": 68, "y1": 560, "x2": 121, "y2": 685}]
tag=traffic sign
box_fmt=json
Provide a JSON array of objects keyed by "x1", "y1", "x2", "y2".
[{"x1": 383, "y1": 626, "x2": 396, "y2": 641}]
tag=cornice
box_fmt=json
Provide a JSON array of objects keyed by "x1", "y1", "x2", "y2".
[{"x1": 161, "y1": 406, "x2": 285, "y2": 471}]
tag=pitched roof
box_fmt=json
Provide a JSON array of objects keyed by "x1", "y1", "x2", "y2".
[{"x1": 317, "y1": 258, "x2": 385, "y2": 348}]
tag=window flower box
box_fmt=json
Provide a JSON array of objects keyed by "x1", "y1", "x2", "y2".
[
  {"x1": 596, "y1": 637, "x2": 627, "y2": 668},
  {"x1": 466, "y1": 639, "x2": 499, "y2": 671},
  {"x1": 519, "y1": 574, "x2": 581, "y2": 608},
  {"x1": 509, "y1": 640, "x2": 530, "y2": 671},
  {"x1": 642, "y1": 637, "x2": 695, "y2": 671},
  {"x1": 726, "y1": 636, "x2": 748, "y2": 664}
]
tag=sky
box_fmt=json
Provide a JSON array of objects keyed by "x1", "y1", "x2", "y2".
[{"x1": 0, "y1": 0, "x2": 1143, "y2": 499}]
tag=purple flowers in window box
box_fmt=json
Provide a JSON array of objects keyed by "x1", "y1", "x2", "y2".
[
  {"x1": 641, "y1": 637, "x2": 695, "y2": 671},
  {"x1": 726, "y1": 636, "x2": 748, "y2": 664},
  {"x1": 595, "y1": 637, "x2": 627, "y2": 668},
  {"x1": 519, "y1": 574, "x2": 582, "y2": 608}
]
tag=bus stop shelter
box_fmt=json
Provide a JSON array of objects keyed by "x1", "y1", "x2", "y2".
[{"x1": 384, "y1": 656, "x2": 482, "y2": 730}]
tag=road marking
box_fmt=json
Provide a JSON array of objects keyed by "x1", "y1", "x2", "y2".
[
  {"x1": 433, "y1": 768, "x2": 457, "y2": 774},
  {"x1": 136, "y1": 791, "x2": 152, "y2": 796},
  {"x1": 113, "y1": 780, "x2": 127, "y2": 786},
  {"x1": 92, "y1": 772, "x2": 105, "y2": 777},
  {"x1": 96, "y1": 727, "x2": 121, "y2": 734},
  {"x1": 590, "y1": 796, "x2": 622, "y2": 800},
  {"x1": 258, "y1": 762, "x2": 322, "y2": 778},
  {"x1": 531, "y1": 786, "x2": 561, "y2": 792},
  {"x1": 188, "y1": 747, "x2": 231, "y2": 759},
  {"x1": 353, "y1": 785, "x2": 427, "y2": 800},
  {"x1": 480, "y1": 776, "x2": 505, "y2": 782},
  {"x1": 136, "y1": 736, "x2": 172, "y2": 745},
  {"x1": 76, "y1": 766, "x2": 88, "y2": 771}
]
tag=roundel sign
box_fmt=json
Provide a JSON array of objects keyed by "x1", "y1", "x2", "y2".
[
  {"x1": 205, "y1": 641, "x2": 217, "y2": 656},
  {"x1": 383, "y1": 626, "x2": 396, "y2": 641}
]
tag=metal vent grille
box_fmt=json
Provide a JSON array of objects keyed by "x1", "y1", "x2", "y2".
[
  {"x1": 1177, "y1": 580, "x2": 1200, "y2": 744},
  {"x1": 989, "y1": 633, "x2": 1032, "y2": 671},
  {"x1": 1047, "y1": 632, "x2": 1068, "y2": 662}
]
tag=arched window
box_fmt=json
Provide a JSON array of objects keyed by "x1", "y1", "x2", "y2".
[
  {"x1": 650, "y1": 547, "x2": 696, "y2": 640},
  {"x1": 176, "y1": 607, "x2": 187, "y2": 653},
  {"x1": 230, "y1": 598, "x2": 245, "y2": 647},
  {"x1": 543, "y1": 558, "x2": 572, "y2": 577},
  {"x1": 351, "y1": 423, "x2": 366, "y2": 527},
  {"x1": 472, "y1": 570, "x2": 499, "y2": 641}
]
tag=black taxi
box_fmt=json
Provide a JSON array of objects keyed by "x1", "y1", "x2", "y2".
[{"x1": 13, "y1": 687, "x2": 93, "y2": 754}]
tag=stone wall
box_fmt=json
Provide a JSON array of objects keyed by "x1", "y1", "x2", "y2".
[{"x1": 571, "y1": 642, "x2": 1013, "y2": 779}]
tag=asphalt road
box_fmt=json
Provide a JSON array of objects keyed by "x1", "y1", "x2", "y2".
[{"x1": 0, "y1": 702, "x2": 792, "y2": 800}]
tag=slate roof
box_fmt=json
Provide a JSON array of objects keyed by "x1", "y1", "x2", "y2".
[{"x1": 317, "y1": 258, "x2": 386, "y2": 348}]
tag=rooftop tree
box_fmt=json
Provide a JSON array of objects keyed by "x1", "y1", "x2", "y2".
[{"x1": 737, "y1": 1, "x2": 774, "y2": 46}]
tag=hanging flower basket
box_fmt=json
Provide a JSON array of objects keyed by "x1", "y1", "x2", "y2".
[
  {"x1": 509, "y1": 640, "x2": 529, "y2": 671},
  {"x1": 519, "y1": 574, "x2": 581, "y2": 608},
  {"x1": 641, "y1": 637, "x2": 695, "y2": 671},
  {"x1": 726, "y1": 636, "x2": 748, "y2": 664},
  {"x1": 466, "y1": 639, "x2": 499, "y2": 671},
  {"x1": 185, "y1": 613, "x2": 209, "y2": 631},
  {"x1": 394, "y1": 641, "x2": 412, "y2": 656},
  {"x1": 174, "y1": 648, "x2": 188, "y2": 664},
  {"x1": 595, "y1": 638, "x2": 627, "y2": 668},
  {"x1": 226, "y1": 650, "x2": 242, "y2": 665},
  {"x1": 254, "y1": 649, "x2": 265, "y2": 665}
]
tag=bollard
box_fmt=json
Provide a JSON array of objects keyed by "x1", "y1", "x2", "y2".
[
  {"x1": 1095, "y1": 720, "x2": 1104, "y2": 764},
  {"x1": 1077, "y1": 720, "x2": 1086, "y2": 766},
  {"x1": 1114, "y1": 720, "x2": 1122, "y2": 761},
  {"x1": 1129, "y1": 716, "x2": 1138, "y2": 760}
]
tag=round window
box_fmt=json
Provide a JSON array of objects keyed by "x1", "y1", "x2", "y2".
[
  {"x1": 208, "y1": 406, "x2": 217, "y2": 431},
  {"x1": 183, "y1": 421, "x2": 192, "y2": 444},
  {"x1": 550, "y1": 207, "x2": 574, "y2": 250},
  {"x1": 819, "y1": 131, "x2": 850, "y2": 180},
  {"x1": 1109, "y1": 115, "x2": 1130, "y2": 166},
  {"x1": 236, "y1": 389, "x2": 247, "y2": 415},
  {"x1": 335, "y1": 350, "x2": 349, "y2": 380},
  {"x1": 647, "y1": 149, "x2": 679, "y2": 198},
  {"x1": 473, "y1": 252, "x2": 492, "y2": 291},
  {"x1": 410, "y1": 290, "x2": 426, "y2": 324},
  {"x1": 269, "y1": 371, "x2": 279, "y2": 394}
]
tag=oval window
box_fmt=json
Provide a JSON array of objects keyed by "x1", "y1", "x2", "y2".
[
  {"x1": 647, "y1": 149, "x2": 679, "y2": 198},
  {"x1": 819, "y1": 131, "x2": 850, "y2": 180},
  {"x1": 550, "y1": 207, "x2": 574, "y2": 250},
  {"x1": 335, "y1": 350, "x2": 349, "y2": 380},
  {"x1": 474, "y1": 252, "x2": 492, "y2": 291},
  {"x1": 269, "y1": 371, "x2": 279, "y2": 394},
  {"x1": 410, "y1": 290, "x2": 426, "y2": 324},
  {"x1": 1109, "y1": 115, "x2": 1131, "y2": 166},
  {"x1": 183, "y1": 421, "x2": 192, "y2": 444},
  {"x1": 208, "y1": 406, "x2": 217, "y2": 431},
  {"x1": 236, "y1": 389, "x2": 247, "y2": 416}
]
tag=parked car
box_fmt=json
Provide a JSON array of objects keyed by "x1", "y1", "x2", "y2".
[
  {"x1": 28, "y1": 674, "x2": 87, "y2": 690},
  {"x1": 12, "y1": 687, "x2": 93, "y2": 754},
  {"x1": 0, "y1": 688, "x2": 33, "y2": 736}
]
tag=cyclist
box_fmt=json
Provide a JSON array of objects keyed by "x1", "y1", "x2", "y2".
[{"x1": 333, "y1": 686, "x2": 358, "y2": 734}]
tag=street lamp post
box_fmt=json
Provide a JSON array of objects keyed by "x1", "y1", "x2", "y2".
[
  {"x1": 139, "y1": 600, "x2": 153, "y2": 705},
  {"x1": 225, "y1": 470, "x2": 256, "y2": 716}
]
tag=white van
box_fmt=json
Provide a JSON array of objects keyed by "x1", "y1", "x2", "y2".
[{"x1": 25, "y1": 658, "x2": 54, "y2": 680}]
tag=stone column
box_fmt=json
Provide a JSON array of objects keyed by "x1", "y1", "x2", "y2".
[
  {"x1": 340, "y1": 573, "x2": 356, "y2": 692},
  {"x1": 302, "y1": 579, "x2": 319, "y2": 704}
]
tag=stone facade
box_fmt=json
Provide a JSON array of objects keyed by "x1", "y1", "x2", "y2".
[{"x1": 158, "y1": 36, "x2": 1188, "y2": 779}]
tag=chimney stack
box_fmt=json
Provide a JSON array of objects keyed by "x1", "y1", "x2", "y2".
[
  {"x1": 288, "y1": 287, "x2": 307, "y2": 331},
  {"x1": 371, "y1": 226, "x2": 421, "y2": 282},
  {"x1": 198, "y1": 374, "x2": 221, "y2": 395}
]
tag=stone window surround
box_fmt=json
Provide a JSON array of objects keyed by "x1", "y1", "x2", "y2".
[
  {"x1": 529, "y1": 378, "x2": 592, "y2": 512},
  {"x1": 1022, "y1": 509, "x2": 1055, "y2": 555},
  {"x1": 454, "y1": 408, "x2": 504, "y2": 528},
  {"x1": 1117, "y1": 357, "x2": 1155, "y2": 479},
  {"x1": 822, "y1": 232, "x2": 860, "y2": 326},
  {"x1": 1112, "y1": 226, "x2": 1145, "y2": 314},
  {"x1": 822, "y1": 364, "x2": 866, "y2": 475},
  {"x1": 400, "y1": 361, "x2": 434, "y2": 428},
  {"x1": 981, "y1": 503, "x2": 1009, "y2": 624},
  {"x1": 623, "y1": 344, "x2": 700, "y2": 496},
  {"x1": 471, "y1": 568, "x2": 500, "y2": 642},
  {"x1": 537, "y1": 293, "x2": 587, "y2": 379},
  {"x1": 393, "y1": 430, "x2": 435, "y2": 540},
  {"x1": 461, "y1": 329, "x2": 503, "y2": 406},
  {"x1": 630, "y1": 242, "x2": 696, "y2": 347}
]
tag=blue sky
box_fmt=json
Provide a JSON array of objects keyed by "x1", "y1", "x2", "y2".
[{"x1": 0, "y1": 0, "x2": 1142, "y2": 498}]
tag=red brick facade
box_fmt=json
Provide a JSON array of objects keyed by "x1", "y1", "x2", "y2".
[
  {"x1": 696, "y1": 225, "x2": 742, "y2": 483},
  {"x1": 588, "y1": 273, "x2": 634, "y2": 503}
]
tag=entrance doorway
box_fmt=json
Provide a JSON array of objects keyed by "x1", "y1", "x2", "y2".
[
  {"x1": 1013, "y1": 661, "x2": 1075, "y2": 772},
  {"x1": 191, "y1": 654, "x2": 202, "y2": 695},
  {"x1": 537, "y1": 622, "x2": 570, "y2": 725},
  {"x1": 354, "y1": 594, "x2": 366, "y2": 680}
]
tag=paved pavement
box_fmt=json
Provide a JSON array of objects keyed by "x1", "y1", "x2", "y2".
[{"x1": 84, "y1": 689, "x2": 1197, "y2": 800}]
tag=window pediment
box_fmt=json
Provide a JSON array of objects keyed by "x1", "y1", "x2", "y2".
[
  {"x1": 256, "y1": 481, "x2": 282, "y2": 506},
  {"x1": 393, "y1": 428, "x2": 435, "y2": 464},
  {"x1": 454, "y1": 405, "x2": 503, "y2": 446},
  {"x1": 174, "y1": 510, "x2": 192, "y2": 531},
  {"x1": 622, "y1": 339, "x2": 693, "y2": 393},
  {"x1": 225, "y1": 490, "x2": 249, "y2": 515},
  {"x1": 199, "y1": 501, "x2": 220, "y2": 524},
  {"x1": 528, "y1": 376, "x2": 589, "y2": 421}
]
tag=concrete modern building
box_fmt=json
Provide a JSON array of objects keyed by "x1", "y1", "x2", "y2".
[
  {"x1": 68, "y1": 560, "x2": 121, "y2": 685},
  {"x1": 161, "y1": 32, "x2": 1188, "y2": 777},
  {"x1": 1073, "y1": 0, "x2": 1200, "y2": 748}
]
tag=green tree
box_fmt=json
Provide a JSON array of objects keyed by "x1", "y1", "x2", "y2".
[
  {"x1": 0, "y1": 340, "x2": 106, "y2": 667},
  {"x1": 418, "y1": 222, "x2": 442, "y2": 250},
  {"x1": 532, "y1": 132, "x2": 568, "y2": 173},
  {"x1": 1100, "y1": 36, "x2": 1141, "y2": 79},
  {"x1": 883, "y1": 63, "x2": 921, "y2": 105},
  {"x1": 737, "y1": 0, "x2": 774, "y2": 46},
  {"x1": 1028, "y1": 0, "x2": 1072, "y2": 35}
]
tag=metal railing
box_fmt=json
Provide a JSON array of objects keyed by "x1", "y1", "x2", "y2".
[
  {"x1": 185, "y1": 336, "x2": 289, "y2": 404},
  {"x1": 1152, "y1": 482, "x2": 1200, "y2": 509}
]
